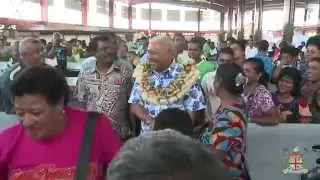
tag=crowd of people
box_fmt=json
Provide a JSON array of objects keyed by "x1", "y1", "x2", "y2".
[{"x1": 0, "y1": 32, "x2": 319, "y2": 180}]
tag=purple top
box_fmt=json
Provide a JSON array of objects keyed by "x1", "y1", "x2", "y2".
[{"x1": 244, "y1": 85, "x2": 275, "y2": 119}]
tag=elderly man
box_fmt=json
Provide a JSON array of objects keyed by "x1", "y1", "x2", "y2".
[
  {"x1": 76, "y1": 35, "x2": 133, "y2": 140},
  {"x1": 107, "y1": 130, "x2": 230, "y2": 180},
  {"x1": 1, "y1": 37, "x2": 43, "y2": 113},
  {"x1": 129, "y1": 36, "x2": 205, "y2": 134}
]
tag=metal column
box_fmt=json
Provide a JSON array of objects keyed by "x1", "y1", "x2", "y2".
[
  {"x1": 81, "y1": 0, "x2": 88, "y2": 26},
  {"x1": 40, "y1": 0, "x2": 48, "y2": 23},
  {"x1": 303, "y1": 0, "x2": 309, "y2": 24},
  {"x1": 239, "y1": 0, "x2": 245, "y2": 36},
  {"x1": 227, "y1": 2, "x2": 233, "y2": 37},
  {"x1": 128, "y1": 4, "x2": 133, "y2": 29},
  {"x1": 256, "y1": 0, "x2": 263, "y2": 32},
  {"x1": 109, "y1": 0, "x2": 114, "y2": 28},
  {"x1": 148, "y1": 2, "x2": 151, "y2": 34},
  {"x1": 197, "y1": 9, "x2": 201, "y2": 33},
  {"x1": 318, "y1": 0, "x2": 320, "y2": 33},
  {"x1": 220, "y1": 11, "x2": 225, "y2": 32},
  {"x1": 283, "y1": 0, "x2": 296, "y2": 25},
  {"x1": 251, "y1": 9, "x2": 255, "y2": 38}
]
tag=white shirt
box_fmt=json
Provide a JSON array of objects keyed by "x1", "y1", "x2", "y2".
[
  {"x1": 176, "y1": 50, "x2": 194, "y2": 64},
  {"x1": 201, "y1": 71, "x2": 221, "y2": 121},
  {"x1": 245, "y1": 46, "x2": 258, "y2": 59}
]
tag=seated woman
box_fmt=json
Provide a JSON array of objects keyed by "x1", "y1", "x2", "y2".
[
  {"x1": 243, "y1": 58, "x2": 280, "y2": 126},
  {"x1": 200, "y1": 63, "x2": 250, "y2": 180},
  {"x1": 272, "y1": 67, "x2": 311, "y2": 123},
  {"x1": 0, "y1": 66, "x2": 122, "y2": 179},
  {"x1": 153, "y1": 108, "x2": 193, "y2": 137}
]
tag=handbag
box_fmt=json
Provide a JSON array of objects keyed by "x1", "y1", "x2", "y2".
[{"x1": 74, "y1": 111, "x2": 100, "y2": 180}]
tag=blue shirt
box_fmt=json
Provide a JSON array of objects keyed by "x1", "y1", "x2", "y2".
[
  {"x1": 255, "y1": 52, "x2": 273, "y2": 78},
  {"x1": 128, "y1": 63, "x2": 206, "y2": 133}
]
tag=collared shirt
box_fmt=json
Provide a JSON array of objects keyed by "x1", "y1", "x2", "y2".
[
  {"x1": 0, "y1": 58, "x2": 17, "y2": 76},
  {"x1": 176, "y1": 50, "x2": 193, "y2": 65},
  {"x1": 245, "y1": 46, "x2": 258, "y2": 59},
  {"x1": 76, "y1": 59, "x2": 133, "y2": 138},
  {"x1": 197, "y1": 57, "x2": 216, "y2": 81},
  {"x1": 0, "y1": 64, "x2": 23, "y2": 113},
  {"x1": 128, "y1": 62, "x2": 206, "y2": 133}
]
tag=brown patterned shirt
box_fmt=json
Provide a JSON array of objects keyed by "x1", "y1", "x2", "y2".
[{"x1": 76, "y1": 60, "x2": 133, "y2": 138}]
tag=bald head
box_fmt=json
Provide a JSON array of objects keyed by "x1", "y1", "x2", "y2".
[
  {"x1": 19, "y1": 37, "x2": 42, "y2": 67},
  {"x1": 148, "y1": 36, "x2": 176, "y2": 72},
  {"x1": 149, "y1": 35, "x2": 176, "y2": 52}
]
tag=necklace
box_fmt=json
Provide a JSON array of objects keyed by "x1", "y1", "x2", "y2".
[{"x1": 134, "y1": 62, "x2": 199, "y2": 105}]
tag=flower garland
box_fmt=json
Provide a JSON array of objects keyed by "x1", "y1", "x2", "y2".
[{"x1": 134, "y1": 62, "x2": 199, "y2": 105}]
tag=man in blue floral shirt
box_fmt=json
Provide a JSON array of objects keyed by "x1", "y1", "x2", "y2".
[{"x1": 129, "y1": 36, "x2": 206, "y2": 134}]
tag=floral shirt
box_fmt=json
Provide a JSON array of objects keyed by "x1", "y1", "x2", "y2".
[
  {"x1": 128, "y1": 62, "x2": 206, "y2": 133},
  {"x1": 243, "y1": 85, "x2": 275, "y2": 119},
  {"x1": 200, "y1": 104, "x2": 250, "y2": 180},
  {"x1": 76, "y1": 60, "x2": 133, "y2": 138}
]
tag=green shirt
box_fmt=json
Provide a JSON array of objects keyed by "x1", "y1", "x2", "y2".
[{"x1": 197, "y1": 58, "x2": 216, "y2": 81}]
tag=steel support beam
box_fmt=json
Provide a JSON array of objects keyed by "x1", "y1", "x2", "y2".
[
  {"x1": 128, "y1": 4, "x2": 133, "y2": 29},
  {"x1": 109, "y1": 0, "x2": 114, "y2": 28},
  {"x1": 303, "y1": 0, "x2": 309, "y2": 23},
  {"x1": 81, "y1": 0, "x2": 88, "y2": 26},
  {"x1": 197, "y1": 9, "x2": 201, "y2": 33},
  {"x1": 283, "y1": 0, "x2": 296, "y2": 25},
  {"x1": 220, "y1": 11, "x2": 225, "y2": 32},
  {"x1": 239, "y1": 0, "x2": 245, "y2": 33},
  {"x1": 40, "y1": 0, "x2": 48, "y2": 23},
  {"x1": 318, "y1": 0, "x2": 320, "y2": 34},
  {"x1": 256, "y1": 0, "x2": 263, "y2": 32},
  {"x1": 227, "y1": 6, "x2": 233, "y2": 36},
  {"x1": 148, "y1": 2, "x2": 151, "y2": 34}
]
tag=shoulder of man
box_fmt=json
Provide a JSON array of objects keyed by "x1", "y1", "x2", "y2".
[
  {"x1": 115, "y1": 59, "x2": 133, "y2": 76},
  {"x1": 3, "y1": 64, "x2": 21, "y2": 81}
]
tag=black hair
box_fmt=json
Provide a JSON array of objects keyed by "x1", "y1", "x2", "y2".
[
  {"x1": 216, "y1": 63, "x2": 244, "y2": 94},
  {"x1": 40, "y1": 39, "x2": 47, "y2": 45},
  {"x1": 256, "y1": 40, "x2": 269, "y2": 52},
  {"x1": 245, "y1": 58, "x2": 270, "y2": 86},
  {"x1": 173, "y1": 33, "x2": 185, "y2": 40},
  {"x1": 277, "y1": 67, "x2": 302, "y2": 97},
  {"x1": 11, "y1": 66, "x2": 69, "y2": 106},
  {"x1": 140, "y1": 36, "x2": 149, "y2": 41},
  {"x1": 279, "y1": 41, "x2": 289, "y2": 49},
  {"x1": 231, "y1": 40, "x2": 246, "y2": 51},
  {"x1": 227, "y1": 37, "x2": 236, "y2": 43},
  {"x1": 220, "y1": 47, "x2": 234, "y2": 57},
  {"x1": 306, "y1": 35, "x2": 320, "y2": 50},
  {"x1": 281, "y1": 45, "x2": 299, "y2": 57},
  {"x1": 154, "y1": 108, "x2": 193, "y2": 137},
  {"x1": 189, "y1": 37, "x2": 204, "y2": 50},
  {"x1": 91, "y1": 34, "x2": 116, "y2": 51}
]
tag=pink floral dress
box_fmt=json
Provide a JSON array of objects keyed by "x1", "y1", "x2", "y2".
[{"x1": 243, "y1": 85, "x2": 275, "y2": 119}]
